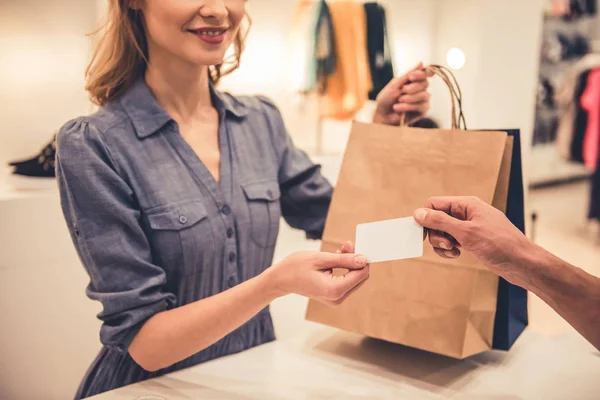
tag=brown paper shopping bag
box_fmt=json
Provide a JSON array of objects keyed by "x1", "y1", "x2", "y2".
[{"x1": 305, "y1": 65, "x2": 514, "y2": 359}]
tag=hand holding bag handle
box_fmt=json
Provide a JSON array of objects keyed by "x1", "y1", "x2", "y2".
[{"x1": 399, "y1": 64, "x2": 468, "y2": 130}]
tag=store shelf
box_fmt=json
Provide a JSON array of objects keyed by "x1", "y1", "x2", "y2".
[
  {"x1": 0, "y1": 183, "x2": 57, "y2": 202},
  {"x1": 528, "y1": 143, "x2": 591, "y2": 189},
  {"x1": 539, "y1": 59, "x2": 582, "y2": 78}
]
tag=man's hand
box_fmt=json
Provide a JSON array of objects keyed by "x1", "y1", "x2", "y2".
[
  {"x1": 373, "y1": 62, "x2": 433, "y2": 126},
  {"x1": 413, "y1": 196, "x2": 533, "y2": 289},
  {"x1": 414, "y1": 197, "x2": 600, "y2": 352}
]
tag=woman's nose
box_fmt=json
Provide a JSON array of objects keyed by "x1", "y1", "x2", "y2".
[{"x1": 198, "y1": 0, "x2": 228, "y2": 21}]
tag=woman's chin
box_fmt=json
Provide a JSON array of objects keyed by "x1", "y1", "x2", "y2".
[{"x1": 186, "y1": 54, "x2": 229, "y2": 69}]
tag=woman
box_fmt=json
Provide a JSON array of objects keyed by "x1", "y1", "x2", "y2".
[{"x1": 56, "y1": 1, "x2": 432, "y2": 398}]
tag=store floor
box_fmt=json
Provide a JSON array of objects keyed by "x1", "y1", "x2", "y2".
[{"x1": 270, "y1": 157, "x2": 600, "y2": 342}]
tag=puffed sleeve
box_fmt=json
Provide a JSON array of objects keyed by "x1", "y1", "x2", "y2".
[
  {"x1": 258, "y1": 97, "x2": 334, "y2": 240},
  {"x1": 56, "y1": 119, "x2": 177, "y2": 353}
]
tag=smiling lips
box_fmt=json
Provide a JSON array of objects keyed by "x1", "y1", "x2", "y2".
[{"x1": 188, "y1": 27, "x2": 228, "y2": 45}]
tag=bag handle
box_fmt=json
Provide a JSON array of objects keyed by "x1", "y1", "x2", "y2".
[{"x1": 399, "y1": 64, "x2": 468, "y2": 130}]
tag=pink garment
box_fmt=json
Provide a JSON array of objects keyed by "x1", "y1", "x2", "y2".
[
  {"x1": 555, "y1": 54, "x2": 600, "y2": 161},
  {"x1": 581, "y1": 68, "x2": 600, "y2": 171}
]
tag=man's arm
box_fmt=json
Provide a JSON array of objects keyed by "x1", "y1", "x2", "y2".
[
  {"x1": 413, "y1": 196, "x2": 600, "y2": 351},
  {"x1": 522, "y1": 244, "x2": 600, "y2": 349}
]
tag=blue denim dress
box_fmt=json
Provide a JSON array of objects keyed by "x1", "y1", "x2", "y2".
[{"x1": 56, "y1": 79, "x2": 333, "y2": 399}]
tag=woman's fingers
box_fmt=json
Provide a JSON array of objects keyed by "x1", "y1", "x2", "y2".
[
  {"x1": 314, "y1": 252, "x2": 368, "y2": 271},
  {"x1": 406, "y1": 69, "x2": 431, "y2": 83},
  {"x1": 336, "y1": 240, "x2": 356, "y2": 254},
  {"x1": 321, "y1": 265, "x2": 370, "y2": 304},
  {"x1": 397, "y1": 91, "x2": 430, "y2": 105},
  {"x1": 317, "y1": 243, "x2": 369, "y2": 304},
  {"x1": 393, "y1": 102, "x2": 429, "y2": 114},
  {"x1": 341, "y1": 241, "x2": 355, "y2": 253},
  {"x1": 328, "y1": 275, "x2": 369, "y2": 306},
  {"x1": 401, "y1": 80, "x2": 429, "y2": 95}
]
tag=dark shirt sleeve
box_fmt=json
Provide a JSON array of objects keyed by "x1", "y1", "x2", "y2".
[
  {"x1": 258, "y1": 97, "x2": 333, "y2": 240},
  {"x1": 56, "y1": 119, "x2": 177, "y2": 353}
]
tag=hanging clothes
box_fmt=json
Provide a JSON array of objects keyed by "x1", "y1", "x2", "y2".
[
  {"x1": 555, "y1": 54, "x2": 600, "y2": 160},
  {"x1": 549, "y1": 0, "x2": 570, "y2": 17},
  {"x1": 569, "y1": 0, "x2": 597, "y2": 17},
  {"x1": 321, "y1": 1, "x2": 372, "y2": 120},
  {"x1": 581, "y1": 67, "x2": 600, "y2": 222},
  {"x1": 587, "y1": 0, "x2": 597, "y2": 15},
  {"x1": 290, "y1": 0, "x2": 336, "y2": 93},
  {"x1": 590, "y1": 158, "x2": 600, "y2": 221},
  {"x1": 571, "y1": 70, "x2": 591, "y2": 163},
  {"x1": 364, "y1": 2, "x2": 395, "y2": 101},
  {"x1": 315, "y1": 1, "x2": 336, "y2": 94},
  {"x1": 290, "y1": 0, "x2": 320, "y2": 92},
  {"x1": 581, "y1": 68, "x2": 600, "y2": 171}
]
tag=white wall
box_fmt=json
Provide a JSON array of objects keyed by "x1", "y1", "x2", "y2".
[
  {"x1": 388, "y1": 0, "x2": 437, "y2": 74},
  {"x1": 427, "y1": 0, "x2": 485, "y2": 129},
  {"x1": 0, "y1": 0, "x2": 97, "y2": 168},
  {"x1": 430, "y1": 0, "x2": 543, "y2": 157}
]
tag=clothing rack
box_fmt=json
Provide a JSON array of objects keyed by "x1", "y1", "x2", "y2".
[
  {"x1": 530, "y1": 0, "x2": 600, "y2": 242},
  {"x1": 297, "y1": 0, "x2": 394, "y2": 156},
  {"x1": 531, "y1": 0, "x2": 599, "y2": 188}
]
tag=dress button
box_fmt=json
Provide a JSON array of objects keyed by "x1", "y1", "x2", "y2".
[
  {"x1": 227, "y1": 228, "x2": 234, "y2": 238},
  {"x1": 221, "y1": 205, "x2": 231, "y2": 216},
  {"x1": 266, "y1": 189, "x2": 274, "y2": 199},
  {"x1": 228, "y1": 252, "x2": 236, "y2": 262},
  {"x1": 228, "y1": 276, "x2": 236, "y2": 288},
  {"x1": 179, "y1": 215, "x2": 188, "y2": 224}
]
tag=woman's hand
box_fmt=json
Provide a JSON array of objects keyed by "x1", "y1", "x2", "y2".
[
  {"x1": 265, "y1": 249, "x2": 370, "y2": 307},
  {"x1": 373, "y1": 62, "x2": 433, "y2": 126}
]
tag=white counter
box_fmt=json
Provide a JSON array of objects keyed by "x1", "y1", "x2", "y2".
[
  {"x1": 0, "y1": 184, "x2": 102, "y2": 400},
  {"x1": 89, "y1": 324, "x2": 599, "y2": 400}
]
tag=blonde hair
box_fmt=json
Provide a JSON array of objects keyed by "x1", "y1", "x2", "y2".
[{"x1": 86, "y1": 0, "x2": 249, "y2": 106}]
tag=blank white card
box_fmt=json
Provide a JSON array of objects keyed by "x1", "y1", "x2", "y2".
[{"x1": 355, "y1": 217, "x2": 424, "y2": 264}]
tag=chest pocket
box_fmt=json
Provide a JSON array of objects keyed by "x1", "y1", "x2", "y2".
[
  {"x1": 242, "y1": 181, "x2": 282, "y2": 248},
  {"x1": 146, "y1": 200, "x2": 215, "y2": 277}
]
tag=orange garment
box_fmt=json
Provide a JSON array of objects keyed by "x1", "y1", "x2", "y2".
[
  {"x1": 321, "y1": 1, "x2": 372, "y2": 120},
  {"x1": 581, "y1": 68, "x2": 600, "y2": 171}
]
